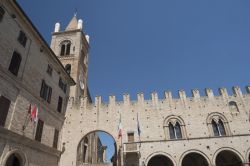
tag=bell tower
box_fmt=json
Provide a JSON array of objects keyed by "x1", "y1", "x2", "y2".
[{"x1": 50, "y1": 15, "x2": 90, "y2": 102}]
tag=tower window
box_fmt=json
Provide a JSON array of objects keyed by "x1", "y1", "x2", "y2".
[
  {"x1": 0, "y1": 6, "x2": 5, "y2": 22},
  {"x1": 8, "y1": 51, "x2": 22, "y2": 76},
  {"x1": 57, "y1": 96, "x2": 63, "y2": 113},
  {"x1": 212, "y1": 119, "x2": 226, "y2": 136},
  {"x1": 65, "y1": 64, "x2": 71, "y2": 74},
  {"x1": 46, "y1": 64, "x2": 53, "y2": 76},
  {"x1": 60, "y1": 40, "x2": 71, "y2": 56},
  {"x1": 0, "y1": 96, "x2": 11, "y2": 127},
  {"x1": 17, "y1": 31, "x2": 27, "y2": 47}
]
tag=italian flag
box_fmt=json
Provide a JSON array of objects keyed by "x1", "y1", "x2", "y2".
[{"x1": 31, "y1": 104, "x2": 39, "y2": 123}]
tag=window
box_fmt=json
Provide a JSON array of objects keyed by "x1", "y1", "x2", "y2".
[
  {"x1": 0, "y1": 6, "x2": 5, "y2": 22},
  {"x1": 207, "y1": 113, "x2": 229, "y2": 137},
  {"x1": 229, "y1": 101, "x2": 239, "y2": 112},
  {"x1": 8, "y1": 51, "x2": 22, "y2": 76},
  {"x1": 46, "y1": 64, "x2": 53, "y2": 76},
  {"x1": 59, "y1": 78, "x2": 67, "y2": 93},
  {"x1": 57, "y1": 96, "x2": 63, "y2": 113},
  {"x1": 60, "y1": 40, "x2": 71, "y2": 56},
  {"x1": 164, "y1": 116, "x2": 186, "y2": 140},
  {"x1": 0, "y1": 96, "x2": 11, "y2": 126},
  {"x1": 65, "y1": 64, "x2": 71, "y2": 74},
  {"x1": 53, "y1": 129, "x2": 59, "y2": 148},
  {"x1": 169, "y1": 122, "x2": 182, "y2": 139},
  {"x1": 17, "y1": 31, "x2": 27, "y2": 47},
  {"x1": 212, "y1": 119, "x2": 226, "y2": 136},
  {"x1": 127, "y1": 132, "x2": 134, "y2": 142},
  {"x1": 35, "y1": 119, "x2": 44, "y2": 142},
  {"x1": 40, "y1": 80, "x2": 52, "y2": 103}
]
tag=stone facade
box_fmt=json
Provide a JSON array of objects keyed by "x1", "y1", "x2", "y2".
[{"x1": 0, "y1": 0, "x2": 74, "y2": 165}]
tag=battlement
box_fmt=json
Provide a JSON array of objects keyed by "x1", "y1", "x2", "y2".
[{"x1": 69, "y1": 86, "x2": 250, "y2": 110}]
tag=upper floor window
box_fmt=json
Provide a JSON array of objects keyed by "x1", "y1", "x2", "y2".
[
  {"x1": 207, "y1": 113, "x2": 230, "y2": 137},
  {"x1": 8, "y1": 51, "x2": 22, "y2": 76},
  {"x1": 169, "y1": 122, "x2": 182, "y2": 139},
  {"x1": 57, "y1": 96, "x2": 63, "y2": 113},
  {"x1": 46, "y1": 64, "x2": 53, "y2": 76},
  {"x1": 229, "y1": 101, "x2": 239, "y2": 112},
  {"x1": 17, "y1": 31, "x2": 27, "y2": 47},
  {"x1": 35, "y1": 119, "x2": 44, "y2": 142},
  {"x1": 59, "y1": 78, "x2": 67, "y2": 93},
  {"x1": 0, "y1": 96, "x2": 11, "y2": 127},
  {"x1": 40, "y1": 80, "x2": 52, "y2": 103},
  {"x1": 53, "y1": 129, "x2": 59, "y2": 148},
  {"x1": 0, "y1": 6, "x2": 5, "y2": 22},
  {"x1": 212, "y1": 119, "x2": 226, "y2": 136},
  {"x1": 60, "y1": 40, "x2": 71, "y2": 56},
  {"x1": 127, "y1": 132, "x2": 134, "y2": 142},
  {"x1": 65, "y1": 64, "x2": 71, "y2": 75},
  {"x1": 164, "y1": 116, "x2": 186, "y2": 140}
]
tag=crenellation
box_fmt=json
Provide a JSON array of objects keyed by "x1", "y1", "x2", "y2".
[
  {"x1": 205, "y1": 88, "x2": 214, "y2": 98},
  {"x1": 95, "y1": 96, "x2": 102, "y2": 108},
  {"x1": 109, "y1": 95, "x2": 116, "y2": 108},
  {"x1": 232, "y1": 86, "x2": 243, "y2": 97},
  {"x1": 192, "y1": 89, "x2": 200, "y2": 99},
  {"x1": 164, "y1": 90, "x2": 173, "y2": 107},
  {"x1": 219, "y1": 87, "x2": 228, "y2": 98},
  {"x1": 151, "y1": 91, "x2": 159, "y2": 107},
  {"x1": 246, "y1": 86, "x2": 250, "y2": 94},
  {"x1": 137, "y1": 93, "x2": 144, "y2": 106},
  {"x1": 123, "y1": 93, "x2": 130, "y2": 106}
]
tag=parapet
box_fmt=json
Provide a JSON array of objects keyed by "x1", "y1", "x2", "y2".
[{"x1": 79, "y1": 86, "x2": 250, "y2": 109}]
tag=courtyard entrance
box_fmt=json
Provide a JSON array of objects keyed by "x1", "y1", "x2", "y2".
[
  {"x1": 215, "y1": 150, "x2": 243, "y2": 166},
  {"x1": 181, "y1": 152, "x2": 208, "y2": 166},
  {"x1": 147, "y1": 155, "x2": 174, "y2": 166},
  {"x1": 5, "y1": 153, "x2": 22, "y2": 166}
]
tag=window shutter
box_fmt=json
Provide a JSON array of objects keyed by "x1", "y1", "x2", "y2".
[
  {"x1": 57, "y1": 96, "x2": 63, "y2": 113},
  {"x1": 8, "y1": 52, "x2": 22, "y2": 76},
  {"x1": 35, "y1": 119, "x2": 44, "y2": 142},
  {"x1": 40, "y1": 80, "x2": 45, "y2": 97},
  {"x1": 53, "y1": 129, "x2": 59, "y2": 148},
  {"x1": 0, "y1": 96, "x2": 11, "y2": 126},
  {"x1": 47, "y1": 87, "x2": 52, "y2": 103}
]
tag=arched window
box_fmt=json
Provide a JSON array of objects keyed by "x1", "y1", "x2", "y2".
[
  {"x1": 60, "y1": 40, "x2": 71, "y2": 56},
  {"x1": 9, "y1": 51, "x2": 22, "y2": 76},
  {"x1": 164, "y1": 116, "x2": 186, "y2": 140},
  {"x1": 65, "y1": 64, "x2": 71, "y2": 74},
  {"x1": 229, "y1": 101, "x2": 239, "y2": 112},
  {"x1": 168, "y1": 122, "x2": 182, "y2": 139},
  {"x1": 207, "y1": 113, "x2": 229, "y2": 137}
]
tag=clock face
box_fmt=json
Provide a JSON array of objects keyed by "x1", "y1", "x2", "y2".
[{"x1": 79, "y1": 74, "x2": 85, "y2": 90}]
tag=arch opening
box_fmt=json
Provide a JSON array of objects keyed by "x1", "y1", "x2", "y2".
[
  {"x1": 181, "y1": 152, "x2": 208, "y2": 166},
  {"x1": 147, "y1": 155, "x2": 174, "y2": 166},
  {"x1": 5, "y1": 153, "x2": 23, "y2": 166},
  {"x1": 215, "y1": 150, "x2": 243, "y2": 166},
  {"x1": 76, "y1": 131, "x2": 118, "y2": 166}
]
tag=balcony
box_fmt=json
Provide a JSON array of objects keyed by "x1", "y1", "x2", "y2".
[{"x1": 123, "y1": 143, "x2": 139, "y2": 153}]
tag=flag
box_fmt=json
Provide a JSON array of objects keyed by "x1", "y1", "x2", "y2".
[
  {"x1": 31, "y1": 104, "x2": 39, "y2": 123},
  {"x1": 118, "y1": 114, "x2": 122, "y2": 139},
  {"x1": 137, "y1": 113, "x2": 141, "y2": 137}
]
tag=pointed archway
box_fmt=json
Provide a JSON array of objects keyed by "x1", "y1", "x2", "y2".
[{"x1": 5, "y1": 153, "x2": 23, "y2": 166}]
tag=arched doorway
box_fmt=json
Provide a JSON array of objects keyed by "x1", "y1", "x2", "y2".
[
  {"x1": 215, "y1": 150, "x2": 243, "y2": 166},
  {"x1": 181, "y1": 152, "x2": 209, "y2": 166},
  {"x1": 76, "y1": 131, "x2": 117, "y2": 166},
  {"x1": 5, "y1": 153, "x2": 22, "y2": 166},
  {"x1": 147, "y1": 155, "x2": 174, "y2": 166}
]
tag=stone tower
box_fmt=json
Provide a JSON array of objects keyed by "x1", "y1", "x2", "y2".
[{"x1": 50, "y1": 15, "x2": 90, "y2": 102}]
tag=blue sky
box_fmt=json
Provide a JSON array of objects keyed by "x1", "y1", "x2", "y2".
[{"x1": 18, "y1": 0, "x2": 250, "y2": 161}]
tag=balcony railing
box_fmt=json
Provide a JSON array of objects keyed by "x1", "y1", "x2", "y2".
[{"x1": 123, "y1": 143, "x2": 139, "y2": 153}]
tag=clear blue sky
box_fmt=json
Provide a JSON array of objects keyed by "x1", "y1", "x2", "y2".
[
  {"x1": 18, "y1": 0, "x2": 250, "y2": 161},
  {"x1": 18, "y1": 0, "x2": 250, "y2": 101}
]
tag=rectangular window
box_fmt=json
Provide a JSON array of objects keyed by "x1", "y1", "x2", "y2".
[
  {"x1": 40, "y1": 80, "x2": 52, "y2": 103},
  {"x1": 57, "y1": 96, "x2": 63, "y2": 113},
  {"x1": 0, "y1": 96, "x2": 11, "y2": 126},
  {"x1": 46, "y1": 64, "x2": 53, "y2": 76},
  {"x1": 8, "y1": 51, "x2": 22, "y2": 76},
  {"x1": 17, "y1": 31, "x2": 27, "y2": 47},
  {"x1": 35, "y1": 119, "x2": 44, "y2": 142},
  {"x1": 53, "y1": 129, "x2": 59, "y2": 148},
  {"x1": 59, "y1": 78, "x2": 67, "y2": 93},
  {"x1": 127, "y1": 132, "x2": 134, "y2": 142},
  {"x1": 0, "y1": 6, "x2": 5, "y2": 22}
]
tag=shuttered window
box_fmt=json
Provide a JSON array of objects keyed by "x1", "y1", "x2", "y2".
[
  {"x1": 40, "y1": 80, "x2": 52, "y2": 103},
  {"x1": 57, "y1": 96, "x2": 63, "y2": 113},
  {"x1": 35, "y1": 119, "x2": 44, "y2": 142},
  {"x1": 8, "y1": 52, "x2": 22, "y2": 76},
  {"x1": 53, "y1": 129, "x2": 59, "y2": 148},
  {"x1": 0, "y1": 6, "x2": 5, "y2": 22},
  {"x1": 0, "y1": 96, "x2": 11, "y2": 126},
  {"x1": 17, "y1": 31, "x2": 27, "y2": 47}
]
